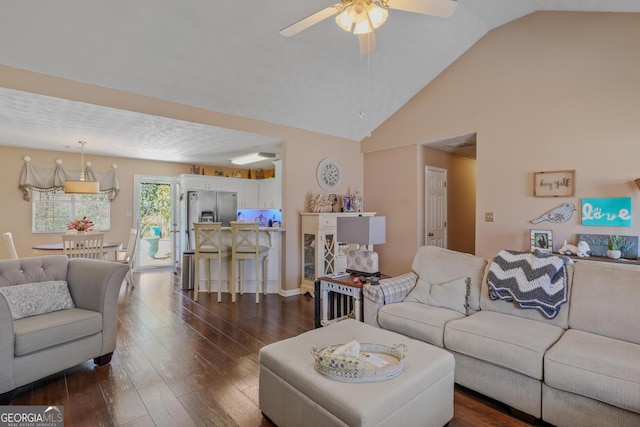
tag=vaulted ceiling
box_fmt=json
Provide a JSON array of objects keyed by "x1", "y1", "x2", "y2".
[{"x1": 1, "y1": 1, "x2": 638, "y2": 167}]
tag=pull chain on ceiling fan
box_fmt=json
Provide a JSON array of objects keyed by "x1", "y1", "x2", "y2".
[{"x1": 280, "y1": 0, "x2": 458, "y2": 53}]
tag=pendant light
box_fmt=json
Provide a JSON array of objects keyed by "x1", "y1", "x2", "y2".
[{"x1": 64, "y1": 141, "x2": 100, "y2": 194}]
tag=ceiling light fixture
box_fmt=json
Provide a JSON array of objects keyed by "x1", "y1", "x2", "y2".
[
  {"x1": 336, "y1": 0, "x2": 388, "y2": 34},
  {"x1": 64, "y1": 141, "x2": 100, "y2": 194},
  {"x1": 230, "y1": 152, "x2": 276, "y2": 166}
]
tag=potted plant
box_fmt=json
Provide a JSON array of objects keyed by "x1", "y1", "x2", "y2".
[
  {"x1": 67, "y1": 216, "x2": 94, "y2": 234},
  {"x1": 607, "y1": 235, "x2": 625, "y2": 259}
]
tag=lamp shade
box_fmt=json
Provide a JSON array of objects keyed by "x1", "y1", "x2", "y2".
[
  {"x1": 337, "y1": 216, "x2": 386, "y2": 245},
  {"x1": 64, "y1": 180, "x2": 100, "y2": 194}
]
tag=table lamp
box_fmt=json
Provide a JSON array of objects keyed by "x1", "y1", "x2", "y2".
[{"x1": 337, "y1": 216, "x2": 386, "y2": 276}]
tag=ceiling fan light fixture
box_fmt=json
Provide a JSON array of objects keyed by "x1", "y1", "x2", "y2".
[
  {"x1": 230, "y1": 152, "x2": 276, "y2": 165},
  {"x1": 336, "y1": 0, "x2": 384, "y2": 35},
  {"x1": 367, "y1": 3, "x2": 388, "y2": 29},
  {"x1": 336, "y1": 9, "x2": 353, "y2": 32},
  {"x1": 353, "y1": 18, "x2": 373, "y2": 34}
]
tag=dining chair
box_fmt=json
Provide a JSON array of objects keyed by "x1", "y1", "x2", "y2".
[
  {"x1": 62, "y1": 233, "x2": 105, "y2": 259},
  {"x1": 194, "y1": 222, "x2": 230, "y2": 303},
  {"x1": 230, "y1": 222, "x2": 269, "y2": 303},
  {"x1": 117, "y1": 228, "x2": 139, "y2": 288},
  {"x1": 2, "y1": 232, "x2": 18, "y2": 259}
]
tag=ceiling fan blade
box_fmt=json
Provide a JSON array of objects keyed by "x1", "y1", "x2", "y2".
[
  {"x1": 279, "y1": 4, "x2": 344, "y2": 37},
  {"x1": 383, "y1": 0, "x2": 458, "y2": 18},
  {"x1": 358, "y1": 31, "x2": 376, "y2": 54}
]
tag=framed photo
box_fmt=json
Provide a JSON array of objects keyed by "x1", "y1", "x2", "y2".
[
  {"x1": 533, "y1": 170, "x2": 575, "y2": 197},
  {"x1": 530, "y1": 229, "x2": 553, "y2": 252},
  {"x1": 342, "y1": 196, "x2": 351, "y2": 212}
]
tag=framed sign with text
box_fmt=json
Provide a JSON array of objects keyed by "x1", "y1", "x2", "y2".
[
  {"x1": 533, "y1": 170, "x2": 575, "y2": 197},
  {"x1": 581, "y1": 197, "x2": 632, "y2": 227}
]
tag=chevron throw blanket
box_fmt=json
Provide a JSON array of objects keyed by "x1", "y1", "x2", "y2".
[{"x1": 487, "y1": 249, "x2": 571, "y2": 319}]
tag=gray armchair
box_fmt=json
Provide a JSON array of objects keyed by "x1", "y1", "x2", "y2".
[{"x1": 0, "y1": 255, "x2": 128, "y2": 403}]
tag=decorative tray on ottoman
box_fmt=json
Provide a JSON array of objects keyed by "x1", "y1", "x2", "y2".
[{"x1": 311, "y1": 343, "x2": 407, "y2": 383}]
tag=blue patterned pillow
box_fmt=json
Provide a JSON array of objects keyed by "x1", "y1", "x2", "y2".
[{"x1": 0, "y1": 280, "x2": 75, "y2": 320}]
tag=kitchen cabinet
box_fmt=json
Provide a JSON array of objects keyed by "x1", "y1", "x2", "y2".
[
  {"x1": 179, "y1": 174, "x2": 227, "y2": 191},
  {"x1": 258, "y1": 160, "x2": 282, "y2": 209},
  {"x1": 259, "y1": 179, "x2": 278, "y2": 209},
  {"x1": 226, "y1": 179, "x2": 259, "y2": 208},
  {"x1": 179, "y1": 164, "x2": 281, "y2": 211},
  {"x1": 300, "y1": 212, "x2": 376, "y2": 296}
]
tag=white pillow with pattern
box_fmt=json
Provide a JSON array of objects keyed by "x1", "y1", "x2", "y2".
[{"x1": 0, "y1": 280, "x2": 75, "y2": 320}]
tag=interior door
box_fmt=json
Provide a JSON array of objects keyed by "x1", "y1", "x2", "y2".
[
  {"x1": 425, "y1": 166, "x2": 447, "y2": 248},
  {"x1": 134, "y1": 175, "x2": 176, "y2": 271}
]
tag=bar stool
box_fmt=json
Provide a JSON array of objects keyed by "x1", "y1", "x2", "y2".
[
  {"x1": 194, "y1": 222, "x2": 230, "y2": 303},
  {"x1": 230, "y1": 222, "x2": 269, "y2": 303}
]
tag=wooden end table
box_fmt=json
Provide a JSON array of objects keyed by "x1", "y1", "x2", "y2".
[{"x1": 314, "y1": 274, "x2": 387, "y2": 328}]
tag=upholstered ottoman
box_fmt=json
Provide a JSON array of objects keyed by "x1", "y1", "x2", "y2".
[{"x1": 259, "y1": 319, "x2": 454, "y2": 427}]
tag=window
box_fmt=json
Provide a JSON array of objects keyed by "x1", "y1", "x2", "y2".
[{"x1": 32, "y1": 191, "x2": 110, "y2": 233}]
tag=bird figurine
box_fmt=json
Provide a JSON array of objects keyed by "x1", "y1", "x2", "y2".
[{"x1": 530, "y1": 203, "x2": 576, "y2": 224}]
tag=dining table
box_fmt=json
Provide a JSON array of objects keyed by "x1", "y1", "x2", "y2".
[{"x1": 32, "y1": 242, "x2": 123, "y2": 260}]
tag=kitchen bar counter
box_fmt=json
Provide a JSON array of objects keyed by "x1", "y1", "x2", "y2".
[{"x1": 187, "y1": 227, "x2": 284, "y2": 297}]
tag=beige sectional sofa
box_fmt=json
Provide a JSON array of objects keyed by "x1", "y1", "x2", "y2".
[
  {"x1": 0, "y1": 255, "x2": 129, "y2": 404},
  {"x1": 363, "y1": 246, "x2": 640, "y2": 427}
]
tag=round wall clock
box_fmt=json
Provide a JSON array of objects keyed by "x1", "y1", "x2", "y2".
[{"x1": 316, "y1": 158, "x2": 342, "y2": 191}]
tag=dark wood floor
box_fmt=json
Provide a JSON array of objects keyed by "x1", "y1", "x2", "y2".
[{"x1": 8, "y1": 269, "x2": 544, "y2": 426}]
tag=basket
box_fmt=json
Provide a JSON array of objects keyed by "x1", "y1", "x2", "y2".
[{"x1": 311, "y1": 343, "x2": 407, "y2": 383}]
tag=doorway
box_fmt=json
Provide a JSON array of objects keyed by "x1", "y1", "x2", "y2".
[
  {"x1": 425, "y1": 166, "x2": 447, "y2": 248},
  {"x1": 134, "y1": 175, "x2": 176, "y2": 271}
]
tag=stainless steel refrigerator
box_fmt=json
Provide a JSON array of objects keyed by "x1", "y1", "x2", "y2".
[{"x1": 186, "y1": 190, "x2": 237, "y2": 249}]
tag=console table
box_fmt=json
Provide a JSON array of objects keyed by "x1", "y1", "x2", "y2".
[{"x1": 561, "y1": 254, "x2": 640, "y2": 266}]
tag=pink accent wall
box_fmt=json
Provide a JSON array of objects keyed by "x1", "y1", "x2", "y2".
[{"x1": 363, "y1": 12, "x2": 640, "y2": 267}]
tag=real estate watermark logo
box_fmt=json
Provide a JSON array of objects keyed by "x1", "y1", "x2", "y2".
[{"x1": 0, "y1": 405, "x2": 64, "y2": 427}]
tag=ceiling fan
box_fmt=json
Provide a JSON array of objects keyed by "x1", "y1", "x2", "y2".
[{"x1": 280, "y1": 0, "x2": 458, "y2": 54}]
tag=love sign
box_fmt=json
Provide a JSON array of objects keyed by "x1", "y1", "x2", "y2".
[{"x1": 581, "y1": 197, "x2": 632, "y2": 227}]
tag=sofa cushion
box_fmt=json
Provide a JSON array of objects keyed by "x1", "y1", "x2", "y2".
[
  {"x1": 410, "y1": 246, "x2": 487, "y2": 312},
  {"x1": 0, "y1": 280, "x2": 75, "y2": 320},
  {"x1": 13, "y1": 308, "x2": 102, "y2": 356},
  {"x1": 405, "y1": 276, "x2": 469, "y2": 315},
  {"x1": 545, "y1": 329, "x2": 640, "y2": 413},
  {"x1": 479, "y1": 262, "x2": 573, "y2": 329},
  {"x1": 444, "y1": 311, "x2": 564, "y2": 379},
  {"x1": 568, "y1": 261, "x2": 640, "y2": 344},
  {"x1": 378, "y1": 301, "x2": 465, "y2": 348}
]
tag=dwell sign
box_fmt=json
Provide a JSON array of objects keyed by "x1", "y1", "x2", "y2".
[{"x1": 581, "y1": 197, "x2": 632, "y2": 227}]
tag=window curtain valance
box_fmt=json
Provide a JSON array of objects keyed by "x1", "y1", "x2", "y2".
[{"x1": 19, "y1": 157, "x2": 120, "y2": 201}]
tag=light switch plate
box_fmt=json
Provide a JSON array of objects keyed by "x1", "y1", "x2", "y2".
[{"x1": 485, "y1": 212, "x2": 495, "y2": 222}]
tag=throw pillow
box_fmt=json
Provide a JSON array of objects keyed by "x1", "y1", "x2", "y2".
[
  {"x1": 403, "y1": 277, "x2": 431, "y2": 303},
  {"x1": 404, "y1": 276, "x2": 470, "y2": 315},
  {"x1": 0, "y1": 280, "x2": 75, "y2": 320},
  {"x1": 426, "y1": 276, "x2": 470, "y2": 315}
]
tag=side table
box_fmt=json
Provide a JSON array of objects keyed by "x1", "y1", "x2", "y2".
[{"x1": 314, "y1": 274, "x2": 387, "y2": 328}]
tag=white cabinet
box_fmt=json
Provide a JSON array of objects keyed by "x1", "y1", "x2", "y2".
[
  {"x1": 237, "y1": 180, "x2": 259, "y2": 209},
  {"x1": 258, "y1": 161, "x2": 282, "y2": 209},
  {"x1": 179, "y1": 169, "x2": 281, "y2": 211},
  {"x1": 226, "y1": 177, "x2": 262, "y2": 209},
  {"x1": 300, "y1": 212, "x2": 376, "y2": 296},
  {"x1": 259, "y1": 179, "x2": 278, "y2": 209},
  {"x1": 179, "y1": 174, "x2": 227, "y2": 191}
]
